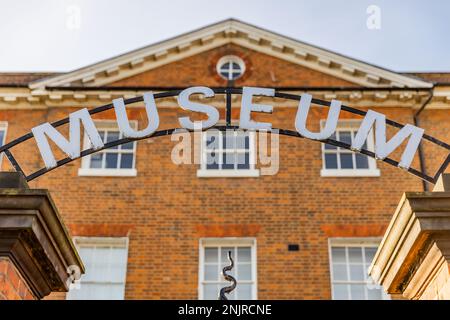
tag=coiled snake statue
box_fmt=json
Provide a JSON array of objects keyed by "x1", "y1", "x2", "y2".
[{"x1": 219, "y1": 251, "x2": 237, "y2": 300}]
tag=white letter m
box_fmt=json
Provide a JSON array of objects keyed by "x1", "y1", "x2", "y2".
[
  {"x1": 351, "y1": 110, "x2": 424, "y2": 169},
  {"x1": 32, "y1": 108, "x2": 104, "y2": 169}
]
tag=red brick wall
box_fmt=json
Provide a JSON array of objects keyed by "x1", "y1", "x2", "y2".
[
  {"x1": 0, "y1": 258, "x2": 35, "y2": 300},
  {"x1": 0, "y1": 103, "x2": 434, "y2": 299}
]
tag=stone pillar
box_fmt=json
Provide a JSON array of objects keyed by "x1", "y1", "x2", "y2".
[
  {"x1": 0, "y1": 172, "x2": 84, "y2": 300},
  {"x1": 369, "y1": 174, "x2": 450, "y2": 300}
]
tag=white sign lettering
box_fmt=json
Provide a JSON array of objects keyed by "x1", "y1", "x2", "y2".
[
  {"x1": 240, "y1": 87, "x2": 275, "y2": 131},
  {"x1": 295, "y1": 93, "x2": 341, "y2": 140},
  {"x1": 113, "y1": 92, "x2": 160, "y2": 138},
  {"x1": 178, "y1": 86, "x2": 219, "y2": 130},
  {"x1": 352, "y1": 110, "x2": 424, "y2": 169},
  {"x1": 32, "y1": 108, "x2": 103, "y2": 169}
]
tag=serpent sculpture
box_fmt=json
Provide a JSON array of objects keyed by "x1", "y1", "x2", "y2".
[{"x1": 219, "y1": 251, "x2": 237, "y2": 300}]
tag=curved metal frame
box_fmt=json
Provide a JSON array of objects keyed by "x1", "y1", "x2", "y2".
[{"x1": 0, "y1": 88, "x2": 449, "y2": 183}]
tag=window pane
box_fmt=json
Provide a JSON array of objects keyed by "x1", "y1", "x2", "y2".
[
  {"x1": 324, "y1": 133, "x2": 337, "y2": 149},
  {"x1": 106, "y1": 131, "x2": 120, "y2": 149},
  {"x1": 204, "y1": 264, "x2": 218, "y2": 281},
  {"x1": 364, "y1": 248, "x2": 377, "y2": 262},
  {"x1": 339, "y1": 131, "x2": 352, "y2": 145},
  {"x1": 232, "y1": 62, "x2": 240, "y2": 70},
  {"x1": 109, "y1": 248, "x2": 127, "y2": 280},
  {"x1": 121, "y1": 141, "x2": 134, "y2": 150},
  {"x1": 236, "y1": 133, "x2": 250, "y2": 150},
  {"x1": 79, "y1": 248, "x2": 95, "y2": 282},
  {"x1": 220, "y1": 62, "x2": 230, "y2": 70},
  {"x1": 367, "y1": 287, "x2": 383, "y2": 300},
  {"x1": 90, "y1": 153, "x2": 103, "y2": 168},
  {"x1": 221, "y1": 247, "x2": 235, "y2": 263},
  {"x1": 108, "y1": 283, "x2": 126, "y2": 300},
  {"x1": 332, "y1": 264, "x2": 347, "y2": 281},
  {"x1": 237, "y1": 264, "x2": 252, "y2": 281},
  {"x1": 120, "y1": 154, "x2": 133, "y2": 169},
  {"x1": 223, "y1": 133, "x2": 235, "y2": 149},
  {"x1": 69, "y1": 242, "x2": 127, "y2": 300},
  {"x1": 325, "y1": 154, "x2": 338, "y2": 169},
  {"x1": 348, "y1": 248, "x2": 363, "y2": 263},
  {"x1": 331, "y1": 245, "x2": 386, "y2": 300},
  {"x1": 222, "y1": 153, "x2": 235, "y2": 169},
  {"x1": 232, "y1": 72, "x2": 241, "y2": 79},
  {"x1": 203, "y1": 284, "x2": 219, "y2": 300},
  {"x1": 355, "y1": 154, "x2": 369, "y2": 169},
  {"x1": 68, "y1": 283, "x2": 99, "y2": 300},
  {"x1": 333, "y1": 284, "x2": 349, "y2": 300},
  {"x1": 92, "y1": 247, "x2": 111, "y2": 282},
  {"x1": 237, "y1": 247, "x2": 251, "y2": 263},
  {"x1": 78, "y1": 247, "x2": 93, "y2": 266},
  {"x1": 331, "y1": 248, "x2": 346, "y2": 263},
  {"x1": 206, "y1": 152, "x2": 219, "y2": 170},
  {"x1": 237, "y1": 152, "x2": 250, "y2": 170},
  {"x1": 237, "y1": 283, "x2": 252, "y2": 300},
  {"x1": 350, "y1": 284, "x2": 365, "y2": 300},
  {"x1": 206, "y1": 134, "x2": 219, "y2": 150},
  {"x1": 0, "y1": 131, "x2": 4, "y2": 145},
  {"x1": 206, "y1": 152, "x2": 219, "y2": 169},
  {"x1": 350, "y1": 265, "x2": 365, "y2": 281},
  {"x1": 324, "y1": 143, "x2": 337, "y2": 150},
  {"x1": 205, "y1": 248, "x2": 218, "y2": 263},
  {"x1": 201, "y1": 245, "x2": 254, "y2": 301},
  {"x1": 340, "y1": 154, "x2": 354, "y2": 169},
  {"x1": 99, "y1": 131, "x2": 106, "y2": 142},
  {"x1": 105, "y1": 153, "x2": 118, "y2": 168},
  {"x1": 220, "y1": 72, "x2": 229, "y2": 79}
]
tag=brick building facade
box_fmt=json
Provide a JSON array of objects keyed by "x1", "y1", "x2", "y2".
[{"x1": 0, "y1": 19, "x2": 449, "y2": 300}]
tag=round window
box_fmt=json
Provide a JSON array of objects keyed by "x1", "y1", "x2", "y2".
[{"x1": 216, "y1": 55, "x2": 245, "y2": 81}]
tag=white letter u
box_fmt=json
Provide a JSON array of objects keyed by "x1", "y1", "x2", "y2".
[
  {"x1": 113, "y1": 92, "x2": 160, "y2": 138},
  {"x1": 295, "y1": 93, "x2": 341, "y2": 140}
]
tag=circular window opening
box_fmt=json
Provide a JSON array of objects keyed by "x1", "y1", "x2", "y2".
[{"x1": 216, "y1": 55, "x2": 245, "y2": 81}]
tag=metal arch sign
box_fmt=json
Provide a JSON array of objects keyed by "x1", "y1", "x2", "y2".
[{"x1": 0, "y1": 86, "x2": 449, "y2": 183}]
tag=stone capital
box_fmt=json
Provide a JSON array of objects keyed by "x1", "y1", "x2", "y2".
[
  {"x1": 0, "y1": 172, "x2": 84, "y2": 299},
  {"x1": 369, "y1": 174, "x2": 450, "y2": 300}
]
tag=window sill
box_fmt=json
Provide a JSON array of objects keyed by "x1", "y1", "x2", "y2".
[
  {"x1": 320, "y1": 169, "x2": 380, "y2": 177},
  {"x1": 197, "y1": 169, "x2": 260, "y2": 178},
  {"x1": 78, "y1": 168, "x2": 137, "y2": 177}
]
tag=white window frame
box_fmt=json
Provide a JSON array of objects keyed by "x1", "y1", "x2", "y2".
[
  {"x1": 198, "y1": 237, "x2": 257, "y2": 300},
  {"x1": 216, "y1": 55, "x2": 246, "y2": 81},
  {"x1": 321, "y1": 120, "x2": 380, "y2": 177},
  {"x1": 78, "y1": 120, "x2": 137, "y2": 177},
  {"x1": 0, "y1": 121, "x2": 8, "y2": 168},
  {"x1": 197, "y1": 130, "x2": 260, "y2": 178},
  {"x1": 67, "y1": 236, "x2": 129, "y2": 300},
  {"x1": 328, "y1": 237, "x2": 390, "y2": 300}
]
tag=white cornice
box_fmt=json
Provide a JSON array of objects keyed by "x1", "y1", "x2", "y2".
[
  {"x1": 0, "y1": 87, "x2": 441, "y2": 110},
  {"x1": 28, "y1": 19, "x2": 432, "y2": 90}
]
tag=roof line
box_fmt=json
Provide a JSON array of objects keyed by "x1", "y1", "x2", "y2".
[
  {"x1": 28, "y1": 18, "x2": 432, "y2": 89},
  {"x1": 28, "y1": 19, "x2": 238, "y2": 86}
]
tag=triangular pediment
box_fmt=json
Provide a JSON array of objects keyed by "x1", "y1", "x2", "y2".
[{"x1": 30, "y1": 19, "x2": 432, "y2": 89}]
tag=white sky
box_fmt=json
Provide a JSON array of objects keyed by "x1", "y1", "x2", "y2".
[{"x1": 0, "y1": 0, "x2": 449, "y2": 72}]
